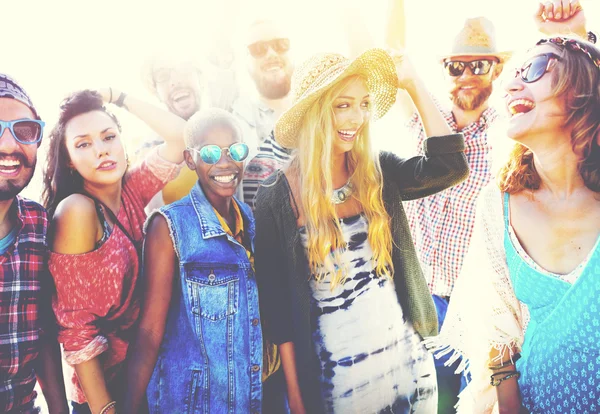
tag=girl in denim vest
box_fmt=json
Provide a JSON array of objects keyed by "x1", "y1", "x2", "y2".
[{"x1": 124, "y1": 108, "x2": 262, "y2": 414}]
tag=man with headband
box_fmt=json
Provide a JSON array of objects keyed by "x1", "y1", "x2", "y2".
[{"x1": 0, "y1": 74, "x2": 68, "y2": 414}]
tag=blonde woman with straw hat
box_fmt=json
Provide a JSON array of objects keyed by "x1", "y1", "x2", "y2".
[{"x1": 253, "y1": 48, "x2": 469, "y2": 414}]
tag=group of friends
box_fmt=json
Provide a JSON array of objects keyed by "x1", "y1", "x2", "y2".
[{"x1": 1, "y1": 0, "x2": 599, "y2": 413}]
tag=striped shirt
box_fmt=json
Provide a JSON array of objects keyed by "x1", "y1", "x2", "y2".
[
  {"x1": 231, "y1": 96, "x2": 291, "y2": 210},
  {"x1": 404, "y1": 104, "x2": 498, "y2": 298},
  {"x1": 0, "y1": 197, "x2": 51, "y2": 413}
]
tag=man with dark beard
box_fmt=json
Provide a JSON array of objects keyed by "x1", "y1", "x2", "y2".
[
  {"x1": 0, "y1": 74, "x2": 68, "y2": 413},
  {"x1": 402, "y1": 17, "x2": 510, "y2": 413},
  {"x1": 232, "y1": 18, "x2": 294, "y2": 209}
]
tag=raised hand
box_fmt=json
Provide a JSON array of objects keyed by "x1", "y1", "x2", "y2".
[
  {"x1": 387, "y1": 48, "x2": 419, "y2": 92},
  {"x1": 534, "y1": 0, "x2": 587, "y2": 38}
]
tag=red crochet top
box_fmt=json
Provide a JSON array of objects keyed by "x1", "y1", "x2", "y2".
[{"x1": 49, "y1": 149, "x2": 182, "y2": 403}]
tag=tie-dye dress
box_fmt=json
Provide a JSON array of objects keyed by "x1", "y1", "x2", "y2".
[{"x1": 300, "y1": 214, "x2": 437, "y2": 414}]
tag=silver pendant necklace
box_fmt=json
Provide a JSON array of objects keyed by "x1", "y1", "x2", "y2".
[{"x1": 331, "y1": 180, "x2": 353, "y2": 204}]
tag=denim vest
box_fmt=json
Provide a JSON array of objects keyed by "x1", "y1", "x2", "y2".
[{"x1": 147, "y1": 183, "x2": 263, "y2": 414}]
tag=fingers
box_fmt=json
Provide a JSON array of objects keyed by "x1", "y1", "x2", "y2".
[
  {"x1": 552, "y1": 0, "x2": 561, "y2": 19},
  {"x1": 543, "y1": 1, "x2": 554, "y2": 19},
  {"x1": 534, "y1": 2, "x2": 545, "y2": 23},
  {"x1": 570, "y1": 0, "x2": 582, "y2": 16},
  {"x1": 561, "y1": 0, "x2": 570, "y2": 19}
]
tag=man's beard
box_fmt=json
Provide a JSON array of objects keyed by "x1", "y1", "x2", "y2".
[
  {"x1": 253, "y1": 71, "x2": 292, "y2": 100},
  {"x1": 0, "y1": 154, "x2": 36, "y2": 201},
  {"x1": 450, "y1": 83, "x2": 493, "y2": 111}
]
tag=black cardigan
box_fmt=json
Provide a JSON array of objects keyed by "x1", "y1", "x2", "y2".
[{"x1": 254, "y1": 134, "x2": 468, "y2": 413}]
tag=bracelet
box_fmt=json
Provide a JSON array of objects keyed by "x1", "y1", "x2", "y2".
[
  {"x1": 490, "y1": 371, "x2": 520, "y2": 386},
  {"x1": 488, "y1": 352, "x2": 521, "y2": 370},
  {"x1": 99, "y1": 400, "x2": 117, "y2": 414},
  {"x1": 588, "y1": 31, "x2": 597, "y2": 44},
  {"x1": 114, "y1": 92, "x2": 128, "y2": 109}
]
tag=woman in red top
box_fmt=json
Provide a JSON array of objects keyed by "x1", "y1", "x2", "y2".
[{"x1": 42, "y1": 89, "x2": 186, "y2": 414}]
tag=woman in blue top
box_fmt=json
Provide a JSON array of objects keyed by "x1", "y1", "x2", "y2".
[
  {"x1": 122, "y1": 108, "x2": 262, "y2": 414},
  {"x1": 431, "y1": 37, "x2": 600, "y2": 414}
]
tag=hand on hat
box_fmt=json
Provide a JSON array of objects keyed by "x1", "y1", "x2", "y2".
[
  {"x1": 535, "y1": 0, "x2": 587, "y2": 39},
  {"x1": 387, "y1": 48, "x2": 419, "y2": 92}
]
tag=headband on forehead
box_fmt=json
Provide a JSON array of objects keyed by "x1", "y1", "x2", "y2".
[
  {"x1": 537, "y1": 37, "x2": 600, "y2": 70},
  {"x1": 0, "y1": 74, "x2": 39, "y2": 119}
]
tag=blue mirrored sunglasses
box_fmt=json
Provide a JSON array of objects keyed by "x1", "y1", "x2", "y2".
[
  {"x1": 189, "y1": 143, "x2": 250, "y2": 164},
  {"x1": 0, "y1": 119, "x2": 45, "y2": 144}
]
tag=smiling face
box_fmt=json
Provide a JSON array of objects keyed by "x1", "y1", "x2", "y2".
[
  {"x1": 0, "y1": 99, "x2": 38, "y2": 201},
  {"x1": 331, "y1": 76, "x2": 370, "y2": 155},
  {"x1": 444, "y1": 55, "x2": 501, "y2": 111},
  {"x1": 154, "y1": 60, "x2": 203, "y2": 120},
  {"x1": 185, "y1": 124, "x2": 243, "y2": 206},
  {"x1": 504, "y1": 45, "x2": 568, "y2": 144},
  {"x1": 246, "y1": 20, "x2": 294, "y2": 100},
  {"x1": 64, "y1": 110, "x2": 127, "y2": 189}
]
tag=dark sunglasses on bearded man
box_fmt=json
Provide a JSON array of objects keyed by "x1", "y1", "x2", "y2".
[
  {"x1": 444, "y1": 59, "x2": 498, "y2": 77},
  {"x1": 247, "y1": 38, "x2": 290, "y2": 59}
]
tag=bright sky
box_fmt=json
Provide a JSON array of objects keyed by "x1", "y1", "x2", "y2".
[{"x1": 4, "y1": 0, "x2": 598, "y2": 202}]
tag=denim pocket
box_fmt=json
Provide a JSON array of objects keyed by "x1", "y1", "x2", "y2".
[{"x1": 185, "y1": 263, "x2": 239, "y2": 321}]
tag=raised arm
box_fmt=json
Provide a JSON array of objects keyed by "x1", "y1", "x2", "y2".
[
  {"x1": 123, "y1": 214, "x2": 176, "y2": 414},
  {"x1": 97, "y1": 88, "x2": 186, "y2": 163},
  {"x1": 390, "y1": 49, "x2": 452, "y2": 138}
]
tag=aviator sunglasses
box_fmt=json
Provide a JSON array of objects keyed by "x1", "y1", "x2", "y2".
[
  {"x1": 444, "y1": 59, "x2": 497, "y2": 77},
  {"x1": 513, "y1": 53, "x2": 561, "y2": 83},
  {"x1": 189, "y1": 143, "x2": 250, "y2": 165},
  {"x1": 247, "y1": 38, "x2": 290, "y2": 58},
  {"x1": 0, "y1": 119, "x2": 45, "y2": 144}
]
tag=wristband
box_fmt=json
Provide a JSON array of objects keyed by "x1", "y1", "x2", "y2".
[{"x1": 114, "y1": 92, "x2": 128, "y2": 109}]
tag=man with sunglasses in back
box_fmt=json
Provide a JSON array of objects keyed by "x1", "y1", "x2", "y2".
[
  {"x1": 0, "y1": 74, "x2": 68, "y2": 413},
  {"x1": 232, "y1": 18, "x2": 294, "y2": 210},
  {"x1": 402, "y1": 18, "x2": 509, "y2": 412}
]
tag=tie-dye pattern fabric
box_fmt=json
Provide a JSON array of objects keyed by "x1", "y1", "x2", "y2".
[{"x1": 300, "y1": 214, "x2": 437, "y2": 413}]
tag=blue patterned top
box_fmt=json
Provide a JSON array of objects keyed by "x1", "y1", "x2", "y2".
[{"x1": 503, "y1": 193, "x2": 600, "y2": 413}]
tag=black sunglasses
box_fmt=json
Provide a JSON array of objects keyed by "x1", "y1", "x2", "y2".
[
  {"x1": 444, "y1": 59, "x2": 497, "y2": 77},
  {"x1": 247, "y1": 38, "x2": 290, "y2": 59},
  {"x1": 514, "y1": 53, "x2": 561, "y2": 83}
]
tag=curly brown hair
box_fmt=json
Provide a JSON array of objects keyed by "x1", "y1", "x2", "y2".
[
  {"x1": 42, "y1": 90, "x2": 121, "y2": 218},
  {"x1": 498, "y1": 38, "x2": 600, "y2": 194}
]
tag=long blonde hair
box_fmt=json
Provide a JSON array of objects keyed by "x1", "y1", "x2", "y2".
[{"x1": 289, "y1": 75, "x2": 394, "y2": 288}]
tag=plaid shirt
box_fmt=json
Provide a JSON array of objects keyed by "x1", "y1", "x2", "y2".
[
  {"x1": 404, "y1": 103, "x2": 498, "y2": 298},
  {"x1": 0, "y1": 196, "x2": 50, "y2": 413}
]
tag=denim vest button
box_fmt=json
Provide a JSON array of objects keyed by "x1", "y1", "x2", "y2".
[
  {"x1": 208, "y1": 273, "x2": 216, "y2": 282},
  {"x1": 252, "y1": 364, "x2": 260, "y2": 372},
  {"x1": 252, "y1": 318, "x2": 259, "y2": 326}
]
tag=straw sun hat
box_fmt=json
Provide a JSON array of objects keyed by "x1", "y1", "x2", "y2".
[
  {"x1": 274, "y1": 48, "x2": 399, "y2": 149},
  {"x1": 440, "y1": 17, "x2": 513, "y2": 63}
]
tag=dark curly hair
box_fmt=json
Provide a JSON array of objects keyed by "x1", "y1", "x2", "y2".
[
  {"x1": 499, "y1": 38, "x2": 600, "y2": 193},
  {"x1": 42, "y1": 90, "x2": 122, "y2": 218}
]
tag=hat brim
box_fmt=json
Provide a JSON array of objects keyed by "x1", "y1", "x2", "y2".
[
  {"x1": 439, "y1": 51, "x2": 513, "y2": 64},
  {"x1": 275, "y1": 48, "x2": 398, "y2": 150}
]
